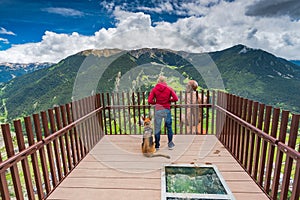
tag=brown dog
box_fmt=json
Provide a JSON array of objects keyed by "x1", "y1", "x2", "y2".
[{"x1": 141, "y1": 116, "x2": 170, "y2": 159}]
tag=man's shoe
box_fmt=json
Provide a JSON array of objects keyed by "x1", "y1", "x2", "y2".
[{"x1": 168, "y1": 141, "x2": 175, "y2": 150}]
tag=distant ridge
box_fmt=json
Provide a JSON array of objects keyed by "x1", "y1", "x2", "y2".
[
  {"x1": 290, "y1": 60, "x2": 300, "y2": 67},
  {"x1": 0, "y1": 44, "x2": 299, "y2": 121},
  {"x1": 79, "y1": 48, "x2": 122, "y2": 57},
  {"x1": 0, "y1": 62, "x2": 53, "y2": 84}
]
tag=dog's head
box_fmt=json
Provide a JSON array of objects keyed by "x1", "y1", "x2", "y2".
[
  {"x1": 142, "y1": 116, "x2": 152, "y2": 126},
  {"x1": 187, "y1": 80, "x2": 198, "y2": 92}
]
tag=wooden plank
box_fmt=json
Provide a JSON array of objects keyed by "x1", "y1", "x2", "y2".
[
  {"x1": 47, "y1": 187, "x2": 160, "y2": 200},
  {"x1": 47, "y1": 135, "x2": 269, "y2": 200},
  {"x1": 234, "y1": 193, "x2": 270, "y2": 200},
  {"x1": 67, "y1": 168, "x2": 161, "y2": 178},
  {"x1": 58, "y1": 177, "x2": 160, "y2": 189}
]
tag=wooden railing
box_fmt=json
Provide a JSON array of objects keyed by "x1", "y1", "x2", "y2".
[
  {"x1": 99, "y1": 90, "x2": 211, "y2": 135},
  {"x1": 0, "y1": 94, "x2": 104, "y2": 200},
  {"x1": 0, "y1": 90, "x2": 299, "y2": 200},
  {"x1": 215, "y1": 91, "x2": 300, "y2": 200}
]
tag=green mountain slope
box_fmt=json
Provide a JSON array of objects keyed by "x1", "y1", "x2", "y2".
[
  {"x1": 209, "y1": 44, "x2": 300, "y2": 112},
  {"x1": 0, "y1": 45, "x2": 299, "y2": 122}
]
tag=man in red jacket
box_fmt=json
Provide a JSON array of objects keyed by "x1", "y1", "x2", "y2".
[{"x1": 148, "y1": 76, "x2": 178, "y2": 150}]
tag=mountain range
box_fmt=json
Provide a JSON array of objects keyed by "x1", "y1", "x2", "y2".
[
  {"x1": 291, "y1": 60, "x2": 300, "y2": 66},
  {"x1": 0, "y1": 44, "x2": 299, "y2": 122},
  {"x1": 0, "y1": 62, "x2": 53, "y2": 85}
]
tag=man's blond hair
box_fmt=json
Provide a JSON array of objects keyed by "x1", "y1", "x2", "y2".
[{"x1": 158, "y1": 76, "x2": 166, "y2": 83}]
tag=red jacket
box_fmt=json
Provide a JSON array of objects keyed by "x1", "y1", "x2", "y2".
[{"x1": 148, "y1": 82, "x2": 178, "y2": 110}]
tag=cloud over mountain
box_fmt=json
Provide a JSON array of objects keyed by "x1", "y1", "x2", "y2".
[
  {"x1": 245, "y1": 0, "x2": 300, "y2": 20},
  {"x1": 0, "y1": 0, "x2": 299, "y2": 63}
]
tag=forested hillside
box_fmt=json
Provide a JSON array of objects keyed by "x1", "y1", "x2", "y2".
[{"x1": 1, "y1": 45, "x2": 299, "y2": 122}]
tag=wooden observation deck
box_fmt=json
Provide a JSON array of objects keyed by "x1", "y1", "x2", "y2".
[{"x1": 0, "y1": 91, "x2": 299, "y2": 200}]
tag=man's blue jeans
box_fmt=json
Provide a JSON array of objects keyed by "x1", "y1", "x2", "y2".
[{"x1": 154, "y1": 109, "x2": 173, "y2": 148}]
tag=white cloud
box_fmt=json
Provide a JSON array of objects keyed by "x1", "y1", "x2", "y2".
[
  {"x1": 0, "y1": 27, "x2": 16, "y2": 36},
  {"x1": 42, "y1": 7, "x2": 84, "y2": 17},
  {"x1": 0, "y1": 38, "x2": 9, "y2": 44},
  {"x1": 100, "y1": 1, "x2": 115, "y2": 12},
  {"x1": 137, "y1": 2, "x2": 174, "y2": 14},
  {"x1": 113, "y1": 6, "x2": 151, "y2": 30},
  {"x1": 0, "y1": 0, "x2": 300, "y2": 63}
]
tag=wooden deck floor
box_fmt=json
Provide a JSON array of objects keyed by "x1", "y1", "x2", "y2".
[{"x1": 47, "y1": 135, "x2": 269, "y2": 200}]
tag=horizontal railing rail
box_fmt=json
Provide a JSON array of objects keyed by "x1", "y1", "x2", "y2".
[{"x1": 0, "y1": 106, "x2": 104, "y2": 174}]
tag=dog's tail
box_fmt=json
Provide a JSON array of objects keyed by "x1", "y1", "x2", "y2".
[{"x1": 143, "y1": 153, "x2": 170, "y2": 159}]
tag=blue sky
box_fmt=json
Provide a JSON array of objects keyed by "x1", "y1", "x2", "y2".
[{"x1": 0, "y1": 0, "x2": 300, "y2": 63}]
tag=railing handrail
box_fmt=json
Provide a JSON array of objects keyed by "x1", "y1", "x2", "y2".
[
  {"x1": 216, "y1": 104, "x2": 277, "y2": 143},
  {"x1": 105, "y1": 103, "x2": 212, "y2": 109},
  {"x1": 0, "y1": 106, "x2": 103, "y2": 173},
  {"x1": 215, "y1": 104, "x2": 300, "y2": 161}
]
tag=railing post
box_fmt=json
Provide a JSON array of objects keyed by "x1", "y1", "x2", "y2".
[
  {"x1": 252, "y1": 103, "x2": 266, "y2": 180},
  {"x1": 247, "y1": 102, "x2": 259, "y2": 174},
  {"x1": 33, "y1": 113, "x2": 52, "y2": 194},
  {"x1": 211, "y1": 90, "x2": 215, "y2": 136},
  {"x1": 290, "y1": 153, "x2": 300, "y2": 200},
  {"x1": 41, "y1": 111, "x2": 58, "y2": 187},
  {"x1": 14, "y1": 119, "x2": 36, "y2": 200},
  {"x1": 280, "y1": 114, "x2": 300, "y2": 200},
  {"x1": 1, "y1": 124, "x2": 24, "y2": 200},
  {"x1": 24, "y1": 115, "x2": 45, "y2": 198},
  {"x1": 258, "y1": 106, "x2": 272, "y2": 185},
  {"x1": 264, "y1": 108, "x2": 280, "y2": 193},
  {"x1": 0, "y1": 153, "x2": 10, "y2": 199}
]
